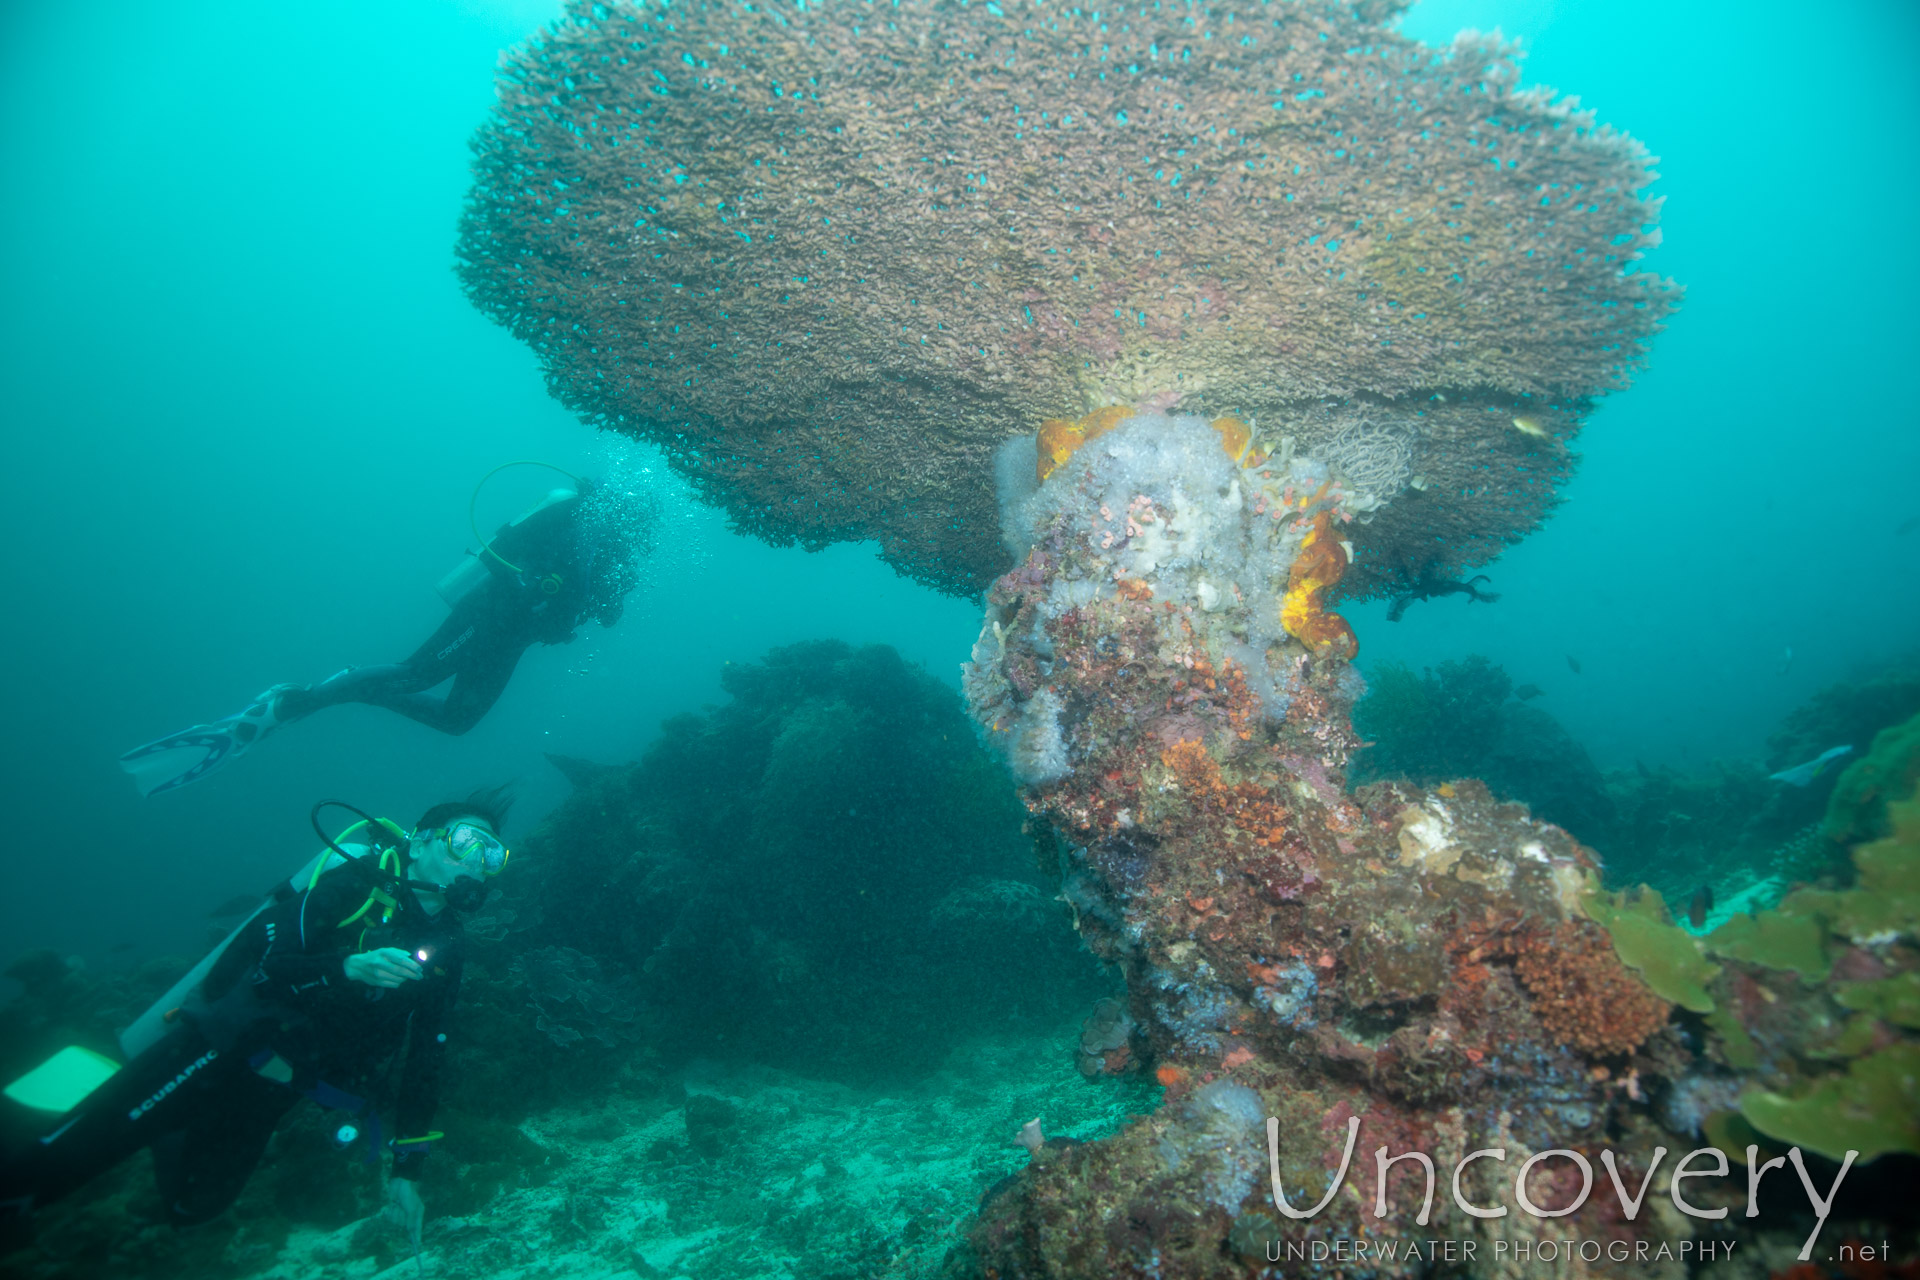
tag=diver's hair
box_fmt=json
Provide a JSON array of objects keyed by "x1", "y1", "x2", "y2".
[{"x1": 416, "y1": 784, "x2": 516, "y2": 835}]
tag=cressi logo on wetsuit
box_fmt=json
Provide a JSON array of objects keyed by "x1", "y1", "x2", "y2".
[
  {"x1": 434, "y1": 625, "x2": 477, "y2": 663},
  {"x1": 127, "y1": 1049, "x2": 218, "y2": 1121}
]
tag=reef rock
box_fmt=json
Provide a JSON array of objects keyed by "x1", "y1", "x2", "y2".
[{"x1": 958, "y1": 412, "x2": 1916, "y2": 1276}]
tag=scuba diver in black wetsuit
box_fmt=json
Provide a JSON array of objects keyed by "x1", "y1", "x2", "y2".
[
  {"x1": 0, "y1": 791, "x2": 512, "y2": 1255},
  {"x1": 121, "y1": 473, "x2": 640, "y2": 796},
  {"x1": 274, "y1": 481, "x2": 635, "y2": 735}
]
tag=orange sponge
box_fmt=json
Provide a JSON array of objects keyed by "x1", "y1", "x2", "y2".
[{"x1": 1280, "y1": 511, "x2": 1358, "y2": 659}]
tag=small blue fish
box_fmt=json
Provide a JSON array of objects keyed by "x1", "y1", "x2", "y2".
[{"x1": 1768, "y1": 744, "x2": 1852, "y2": 787}]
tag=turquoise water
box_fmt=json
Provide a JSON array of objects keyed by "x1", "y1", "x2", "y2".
[
  {"x1": 0, "y1": 0, "x2": 988, "y2": 963},
  {"x1": 3, "y1": 0, "x2": 1914, "y2": 974},
  {"x1": 1, "y1": 0, "x2": 1916, "y2": 1275},
  {"x1": 4, "y1": 0, "x2": 1914, "y2": 960}
]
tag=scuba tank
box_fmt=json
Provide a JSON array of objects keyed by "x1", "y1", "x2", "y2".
[
  {"x1": 7, "y1": 870, "x2": 316, "y2": 1112},
  {"x1": 117, "y1": 906, "x2": 271, "y2": 1062},
  {"x1": 438, "y1": 472, "x2": 581, "y2": 607},
  {"x1": 434, "y1": 553, "x2": 490, "y2": 608},
  {"x1": 117, "y1": 821, "x2": 412, "y2": 1059},
  {"x1": 14, "y1": 806, "x2": 407, "y2": 1103},
  {"x1": 117, "y1": 810, "x2": 414, "y2": 1062}
]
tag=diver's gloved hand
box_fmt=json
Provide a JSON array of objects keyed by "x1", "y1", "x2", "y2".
[
  {"x1": 344, "y1": 948, "x2": 424, "y2": 989},
  {"x1": 385, "y1": 1176, "x2": 425, "y2": 1253}
]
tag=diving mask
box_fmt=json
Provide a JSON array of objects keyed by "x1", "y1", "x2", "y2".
[{"x1": 428, "y1": 821, "x2": 510, "y2": 877}]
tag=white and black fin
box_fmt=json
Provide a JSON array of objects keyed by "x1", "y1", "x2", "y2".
[{"x1": 117, "y1": 684, "x2": 301, "y2": 797}]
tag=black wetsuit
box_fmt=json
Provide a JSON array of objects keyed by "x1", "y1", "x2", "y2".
[
  {"x1": 0, "y1": 857, "x2": 462, "y2": 1226},
  {"x1": 282, "y1": 493, "x2": 635, "y2": 734}
]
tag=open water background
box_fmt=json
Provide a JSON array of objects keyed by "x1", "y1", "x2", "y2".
[{"x1": 1, "y1": 0, "x2": 1914, "y2": 965}]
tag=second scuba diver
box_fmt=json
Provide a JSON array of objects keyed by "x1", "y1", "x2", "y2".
[
  {"x1": 121, "y1": 475, "x2": 639, "y2": 796},
  {"x1": 0, "y1": 789, "x2": 513, "y2": 1254}
]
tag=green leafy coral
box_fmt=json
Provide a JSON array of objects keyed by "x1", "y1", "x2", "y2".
[
  {"x1": 1705, "y1": 1005, "x2": 1760, "y2": 1070},
  {"x1": 1824, "y1": 709, "x2": 1920, "y2": 847},
  {"x1": 1700, "y1": 783, "x2": 1920, "y2": 1162},
  {"x1": 1739, "y1": 1045, "x2": 1920, "y2": 1163},
  {"x1": 1705, "y1": 906, "x2": 1830, "y2": 979},
  {"x1": 1837, "y1": 972, "x2": 1920, "y2": 1030},
  {"x1": 1580, "y1": 884, "x2": 1720, "y2": 1012},
  {"x1": 1772, "y1": 786, "x2": 1920, "y2": 948}
]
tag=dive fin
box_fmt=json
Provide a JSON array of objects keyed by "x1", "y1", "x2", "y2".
[
  {"x1": 118, "y1": 684, "x2": 301, "y2": 797},
  {"x1": 3, "y1": 1046, "x2": 120, "y2": 1113}
]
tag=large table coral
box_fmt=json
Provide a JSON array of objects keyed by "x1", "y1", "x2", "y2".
[
  {"x1": 442, "y1": 3, "x2": 1920, "y2": 1273},
  {"x1": 458, "y1": 0, "x2": 1674, "y2": 595}
]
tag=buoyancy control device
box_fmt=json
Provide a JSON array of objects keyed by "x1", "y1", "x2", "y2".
[{"x1": 5, "y1": 803, "x2": 416, "y2": 1116}]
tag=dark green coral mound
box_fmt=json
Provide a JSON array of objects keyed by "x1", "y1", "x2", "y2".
[
  {"x1": 474, "y1": 641, "x2": 1111, "y2": 1090},
  {"x1": 1352, "y1": 655, "x2": 1614, "y2": 840},
  {"x1": 1768, "y1": 664, "x2": 1920, "y2": 777},
  {"x1": 1353, "y1": 657, "x2": 1920, "y2": 911}
]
